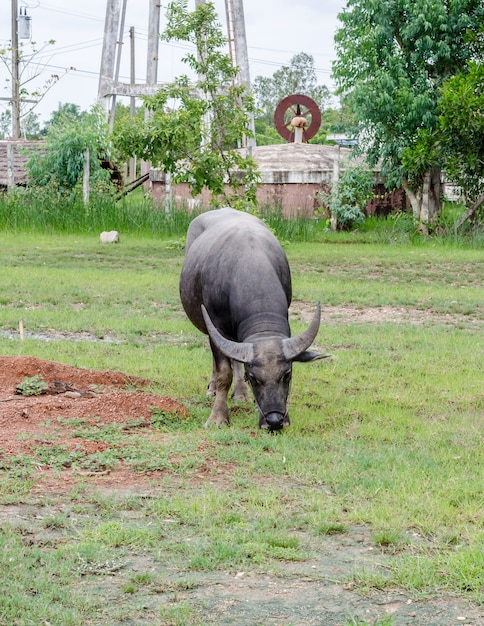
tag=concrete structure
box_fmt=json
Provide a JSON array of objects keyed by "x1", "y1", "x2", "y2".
[{"x1": 150, "y1": 143, "x2": 401, "y2": 218}]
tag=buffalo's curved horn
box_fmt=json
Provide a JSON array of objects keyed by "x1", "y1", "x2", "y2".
[
  {"x1": 282, "y1": 303, "x2": 321, "y2": 360},
  {"x1": 201, "y1": 305, "x2": 254, "y2": 364}
]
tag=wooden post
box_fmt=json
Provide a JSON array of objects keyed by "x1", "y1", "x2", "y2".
[
  {"x1": 6, "y1": 141, "x2": 15, "y2": 190},
  {"x1": 83, "y1": 148, "x2": 90, "y2": 204},
  {"x1": 330, "y1": 146, "x2": 340, "y2": 231}
]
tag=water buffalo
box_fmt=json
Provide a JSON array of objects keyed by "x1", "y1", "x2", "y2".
[{"x1": 179, "y1": 208, "x2": 328, "y2": 431}]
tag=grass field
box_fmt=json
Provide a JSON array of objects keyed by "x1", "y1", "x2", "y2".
[{"x1": 0, "y1": 229, "x2": 482, "y2": 625}]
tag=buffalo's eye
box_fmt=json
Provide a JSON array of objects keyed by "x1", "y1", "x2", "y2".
[
  {"x1": 245, "y1": 372, "x2": 260, "y2": 387},
  {"x1": 281, "y1": 371, "x2": 292, "y2": 385}
]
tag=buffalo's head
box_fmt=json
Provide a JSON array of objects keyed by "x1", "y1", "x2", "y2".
[{"x1": 201, "y1": 305, "x2": 329, "y2": 431}]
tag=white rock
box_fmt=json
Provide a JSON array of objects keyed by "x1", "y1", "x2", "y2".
[{"x1": 100, "y1": 231, "x2": 119, "y2": 243}]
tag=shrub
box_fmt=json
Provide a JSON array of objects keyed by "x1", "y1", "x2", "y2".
[{"x1": 319, "y1": 165, "x2": 375, "y2": 230}]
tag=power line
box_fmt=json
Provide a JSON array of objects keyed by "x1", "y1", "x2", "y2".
[
  {"x1": 248, "y1": 45, "x2": 334, "y2": 59},
  {"x1": 36, "y1": 2, "x2": 105, "y2": 23}
]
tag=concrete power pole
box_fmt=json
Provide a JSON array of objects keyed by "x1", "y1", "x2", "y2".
[
  {"x1": 146, "y1": 0, "x2": 161, "y2": 89},
  {"x1": 98, "y1": 0, "x2": 122, "y2": 110},
  {"x1": 225, "y1": 0, "x2": 256, "y2": 147},
  {"x1": 11, "y1": 0, "x2": 21, "y2": 139},
  {"x1": 108, "y1": 0, "x2": 128, "y2": 131},
  {"x1": 98, "y1": 0, "x2": 162, "y2": 106}
]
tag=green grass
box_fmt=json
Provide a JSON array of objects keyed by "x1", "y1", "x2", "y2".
[{"x1": 0, "y1": 227, "x2": 482, "y2": 622}]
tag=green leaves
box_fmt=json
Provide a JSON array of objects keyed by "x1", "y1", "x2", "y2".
[
  {"x1": 333, "y1": 0, "x2": 484, "y2": 219},
  {"x1": 15, "y1": 374, "x2": 48, "y2": 396},
  {"x1": 27, "y1": 104, "x2": 112, "y2": 191},
  {"x1": 253, "y1": 52, "x2": 331, "y2": 122},
  {"x1": 439, "y1": 62, "x2": 484, "y2": 204},
  {"x1": 319, "y1": 165, "x2": 374, "y2": 230}
]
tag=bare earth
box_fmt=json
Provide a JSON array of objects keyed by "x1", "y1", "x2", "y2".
[
  {"x1": 0, "y1": 356, "x2": 187, "y2": 493},
  {"x1": 0, "y1": 355, "x2": 482, "y2": 625}
]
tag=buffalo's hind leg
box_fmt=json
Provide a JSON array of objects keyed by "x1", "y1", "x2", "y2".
[
  {"x1": 206, "y1": 360, "x2": 217, "y2": 397},
  {"x1": 207, "y1": 360, "x2": 249, "y2": 402},
  {"x1": 205, "y1": 350, "x2": 232, "y2": 428},
  {"x1": 232, "y1": 360, "x2": 250, "y2": 402}
]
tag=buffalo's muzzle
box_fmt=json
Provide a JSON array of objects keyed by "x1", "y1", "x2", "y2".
[{"x1": 264, "y1": 412, "x2": 286, "y2": 431}]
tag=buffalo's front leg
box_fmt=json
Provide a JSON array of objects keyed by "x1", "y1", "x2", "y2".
[{"x1": 205, "y1": 350, "x2": 232, "y2": 428}]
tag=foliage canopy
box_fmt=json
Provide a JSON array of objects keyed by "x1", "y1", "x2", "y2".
[
  {"x1": 333, "y1": 0, "x2": 484, "y2": 224},
  {"x1": 27, "y1": 105, "x2": 112, "y2": 191},
  {"x1": 439, "y1": 62, "x2": 484, "y2": 206}
]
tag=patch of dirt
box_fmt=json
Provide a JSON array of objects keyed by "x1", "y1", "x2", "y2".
[
  {"x1": 0, "y1": 356, "x2": 187, "y2": 491},
  {"x1": 290, "y1": 302, "x2": 483, "y2": 328}
]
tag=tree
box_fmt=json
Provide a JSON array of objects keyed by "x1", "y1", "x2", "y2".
[
  {"x1": 0, "y1": 39, "x2": 65, "y2": 138},
  {"x1": 28, "y1": 105, "x2": 112, "y2": 191},
  {"x1": 0, "y1": 108, "x2": 40, "y2": 139},
  {"x1": 333, "y1": 0, "x2": 484, "y2": 230},
  {"x1": 21, "y1": 111, "x2": 41, "y2": 139},
  {"x1": 42, "y1": 103, "x2": 82, "y2": 133},
  {"x1": 114, "y1": 0, "x2": 259, "y2": 208},
  {"x1": 253, "y1": 53, "x2": 331, "y2": 144},
  {"x1": 438, "y1": 62, "x2": 484, "y2": 225},
  {"x1": 0, "y1": 110, "x2": 11, "y2": 139}
]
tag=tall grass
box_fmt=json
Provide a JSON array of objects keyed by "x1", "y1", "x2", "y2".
[
  {"x1": 1, "y1": 185, "x2": 482, "y2": 248},
  {"x1": 0, "y1": 186, "x2": 193, "y2": 237}
]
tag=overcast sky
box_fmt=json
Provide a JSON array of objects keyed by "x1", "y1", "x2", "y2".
[{"x1": 1, "y1": 0, "x2": 346, "y2": 125}]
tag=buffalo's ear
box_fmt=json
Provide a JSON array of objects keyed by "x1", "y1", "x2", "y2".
[{"x1": 293, "y1": 351, "x2": 331, "y2": 363}]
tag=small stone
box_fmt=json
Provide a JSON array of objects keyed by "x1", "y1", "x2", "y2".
[{"x1": 100, "y1": 231, "x2": 119, "y2": 243}]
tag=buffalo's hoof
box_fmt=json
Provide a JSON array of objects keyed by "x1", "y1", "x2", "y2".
[
  {"x1": 232, "y1": 389, "x2": 251, "y2": 402},
  {"x1": 204, "y1": 416, "x2": 229, "y2": 428}
]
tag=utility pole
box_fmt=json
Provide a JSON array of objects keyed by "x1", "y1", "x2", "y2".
[
  {"x1": 98, "y1": 0, "x2": 121, "y2": 110},
  {"x1": 129, "y1": 26, "x2": 136, "y2": 182},
  {"x1": 146, "y1": 0, "x2": 160, "y2": 89},
  {"x1": 108, "y1": 0, "x2": 128, "y2": 131},
  {"x1": 98, "y1": 0, "x2": 163, "y2": 105},
  {"x1": 11, "y1": 0, "x2": 21, "y2": 139},
  {"x1": 225, "y1": 0, "x2": 255, "y2": 148},
  {"x1": 129, "y1": 27, "x2": 136, "y2": 119}
]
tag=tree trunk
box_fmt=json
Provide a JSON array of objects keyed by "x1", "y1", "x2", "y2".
[
  {"x1": 456, "y1": 194, "x2": 484, "y2": 230},
  {"x1": 402, "y1": 167, "x2": 442, "y2": 232}
]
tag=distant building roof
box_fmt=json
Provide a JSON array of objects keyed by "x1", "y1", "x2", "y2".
[
  {"x1": 0, "y1": 140, "x2": 46, "y2": 187},
  {"x1": 237, "y1": 143, "x2": 374, "y2": 184}
]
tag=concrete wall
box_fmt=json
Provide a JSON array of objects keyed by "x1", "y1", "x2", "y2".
[
  {"x1": 150, "y1": 143, "x2": 406, "y2": 218},
  {"x1": 150, "y1": 177, "x2": 327, "y2": 218}
]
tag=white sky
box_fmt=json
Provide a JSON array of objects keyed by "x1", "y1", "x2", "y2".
[{"x1": 0, "y1": 0, "x2": 346, "y2": 125}]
